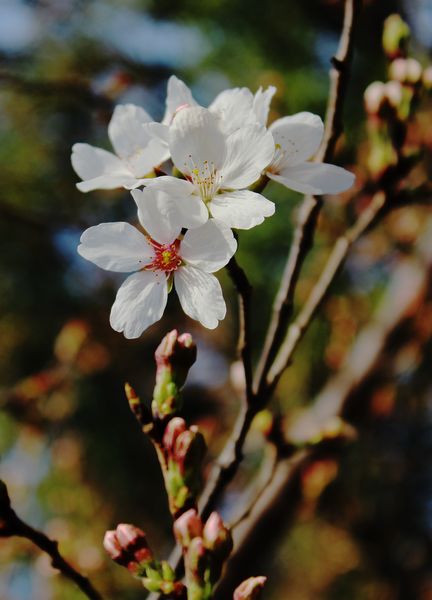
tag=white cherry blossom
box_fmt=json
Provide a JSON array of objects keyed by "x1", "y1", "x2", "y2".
[
  {"x1": 77, "y1": 200, "x2": 237, "y2": 337},
  {"x1": 266, "y1": 112, "x2": 355, "y2": 195},
  {"x1": 162, "y1": 75, "x2": 276, "y2": 135},
  {"x1": 71, "y1": 104, "x2": 169, "y2": 193},
  {"x1": 145, "y1": 106, "x2": 276, "y2": 230}
]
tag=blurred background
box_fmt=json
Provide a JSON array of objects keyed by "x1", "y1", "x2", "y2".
[{"x1": 0, "y1": 0, "x2": 431, "y2": 598}]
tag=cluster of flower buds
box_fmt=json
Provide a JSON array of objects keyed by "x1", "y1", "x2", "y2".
[
  {"x1": 152, "y1": 329, "x2": 197, "y2": 420},
  {"x1": 104, "y1": 523, "x2": 185, "y2": 597},
  {"x1": 162, "y1": 417, "x2": 206, "y2": 515},
  {"x1": 363, "y1": 15, "x2": 426, "y2": 179},
  {"x1": 173, "y1": 509, "x2": 233, "y2": 600}
]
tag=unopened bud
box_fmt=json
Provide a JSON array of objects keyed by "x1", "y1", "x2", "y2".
[
  {"x1": 385, "y1": 80, "x2": 404, "y2": 110},
  {"x1": 163, "y1": 417, "x2": 187, "y2": 455},
  {"x1": 115, "y1": 523, "x2": 152, "y2": 564},
  {"x1": 174, "y1": 427, "x2": 202, "y2": 470},
  {"x1": 103, "y1": 530, "x2": 125, "y2": 564},
  {"x1": 364, "y1": 81, "x2": 386, "y2": 115},
  {"x1": 234, "y1": 576, "x2": 267, "y2": 600},
  {"x1": 173, "y1": 509, "x2": 203, "y2": 548},
  {"x1": 153, "y1": 330, "x2": 197, "y2": 420},
  {"x1": 389, "y1": 58, "x2": 422, "y2": 85},
  {"x1": 382, "y1": 14, "x2": 410, "y2": 59},
  {"x1": 125, "y1": 383, "x2": 153, "y2": 430},
  {"x1": 203, "y1": 512, "x2": 233, "y2": 559},
  {"x1": 155, "y1": 330, "x2": 196, "y2": 380},
  {"x1": 186, "y1": 536, "x2": 207, "y2": 576}
]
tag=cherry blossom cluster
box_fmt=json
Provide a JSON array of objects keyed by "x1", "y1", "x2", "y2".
[{"x1": 73, "y1": 77, "x2": 354, "y2": 338}]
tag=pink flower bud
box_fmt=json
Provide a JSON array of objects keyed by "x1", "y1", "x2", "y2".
[
  {"x1": 390, "y1": 58, "x2": 422, "y2": 85},
  {"x1": 234, "y1": 576, "x2": 267, "y2": 600},
  {"x1": 115, "y1": 523, "x2": 153, "y2": 565},
  {"x1": 163, "y1": 417, "x2": 187, "y2": 455},
  {"x1": 364, "y1": 81, "x2": 386, "y2": 115},
  {"x1": 103, "y1": 530, "x2": 123, "y2": 562},
  {"x1": 385, "y1": 80, "x2": 403, "y2": 109},
  {"x1": 173, "y1": 509, "x2": 203, "y2": 548},
  {"x1": 155, "y1": 330, "x2": 196, "y2": 382},
  {"x1": 203, "y1": 512, "x2": 233, "y2": 558}
]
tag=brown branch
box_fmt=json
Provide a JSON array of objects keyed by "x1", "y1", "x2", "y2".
[
  {"x1": 0, "y1": 480, "x2": 103, "y2": 600},
  {"x1": 214, "y1": 225, "x2": 432, "y2": 596},
  {"x1": 226, "y1": 256, "x2": 254, "y2": 404},
  {"x1": 266, "y1": 190, "x2": 387, "y2": 391},
  {"x1": 253, "y1": 0, "x2": 362, "y2": 399}
]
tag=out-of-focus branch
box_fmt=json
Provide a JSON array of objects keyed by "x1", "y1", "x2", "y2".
[
  {"x1": 214, "y1": 222, "x2": 432, "y2": 596},
  {"x1": 254, "y1": 0, "x2": 362, "y2": 398},
  {"x1": 226, "y1": 256, "x2": 254, "y2": 404},
  {"x1": 266, "y1": 189, "x2": 387, "y2": 390},
  {"x1": 0, "y1": 480, "x2": 103, "y2": 600}
]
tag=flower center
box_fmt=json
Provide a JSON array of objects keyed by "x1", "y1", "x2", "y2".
[
  {"x1": 188, "y1": 158, "x2": 221, "y2": 202},
  {"x1": 146, "y1": 239, "x2": 182, "y2": 273}
]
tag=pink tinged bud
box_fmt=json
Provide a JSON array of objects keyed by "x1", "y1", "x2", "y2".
[
  {"x1": 155, "y1": 330, "x2": 197, "y2": 381},
  {"x1": 173, "y1": 509, "x2": 203, "y2": 548},
  {"x1": 103, "y1": 530, "x2": 124, "y2": 562},
  {"x1": 203, "y1": 512, "x2": 233, "y2": 558},
  {"x1": 233, "y1": 576, "x2": 267, "y2": 600},
  {"x1": 115, "y1": 523, "x2": 153, "y2": 565},
  {"x1": 186, "y1": 536, "x2": 207, "y2": 574},
  {"x1": 364, "y1": 81, "x2": 386, "y2": 114},
  {"x1": 116, "y1": 523, "x2": 145, "y2": 549},
  {"x1": 390, "y1": 58, "x2": 422, "y2": 85},
  {"x1": 163, "y1": 417, "x2": 187, "y2": 455},
  {"x1": 385, "y1": 80, "x2": 404, "y2": 109}
]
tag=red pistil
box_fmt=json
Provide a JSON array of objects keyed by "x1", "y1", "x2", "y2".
[{"x1": 146, "y1": 239, "x2": 182, "y2": 273}]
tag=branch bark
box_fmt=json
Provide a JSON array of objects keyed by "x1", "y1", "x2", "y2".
[
  {"x1": 253, "y1": 0, "x2": 362, "y2": 399},
  {"x1": 0, "y1": 480, "x2": 103, "y2": 600}
]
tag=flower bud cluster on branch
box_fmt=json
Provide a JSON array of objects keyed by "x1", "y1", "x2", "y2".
[{"x1": 104, "y1": 330, "x2": 266, "y2": 598}]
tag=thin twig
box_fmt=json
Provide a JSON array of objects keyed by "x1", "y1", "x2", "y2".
[
  {"x1": 253, "y1": 0, "x2": 362, "y2": 398},
  {"x1": 0, "y1": 480, "x2": 103, "y2": 600},
  {"x1": 266, "y1": 190, "x2": 387, "y2": 390},
  {"x1": 226, "y1": 256, "x2": 254, "y2": 404}
]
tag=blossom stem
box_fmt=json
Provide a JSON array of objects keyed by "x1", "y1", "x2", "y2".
[
  {"x1": 253, "y1": 0, "x2": 362, "y2": 400},
  {"x1": 0, "y1": 480, "x2": 103, "y2": 600}
]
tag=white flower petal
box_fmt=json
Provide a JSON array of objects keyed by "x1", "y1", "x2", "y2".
[
  {"x1": 209, "y1": 87, "x2": 256, "y2": 135},
  {"x1": 208, "y1": 190, "x2": 275, "y2": 230},
  {"x1": 268, "y1": 162, "x2": 355, "y2": 195},
  {"x1": 108, "y1": 104, "x2": 154, "y2": 159},
  {"x1": 269, "y1": 112, "x2": 324, "y2": 167},
  {"x1": 71, "y1": 143, "x2": 134, "y2": 192},
  {"x1": 110, "y1": 271, "x2": 168, "y2": 339},
  {"x1": 162, "y1": 75, "x2": 199, "y2": 125},
  {"x1": 180, "y1": 219, "x2": 237, "y2": 273},
  {"x1": 175, "y1": 266, "x2": 226, "y2": 329},
  {"x1": 78, "y1": 222, "x2": 153, "y2": 272},
  {"x1": 146, "y1": 176, "x2": 208, "y2": 229},
  {"x1": 221, "y1": 125, "x2": 275, "y2": 189},
  {"x1": 169, "y1": 106, "x2": 227, "y2": 177},
  {"x1": 131, "y1": 188, "x2": 182, "y2": 245},
  {"x1": 253, "y1": 86, "x2": 276, "y2": 126},
  {"x1": 126, "y1": 137, "x2": 170, "y2": 178}
]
